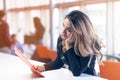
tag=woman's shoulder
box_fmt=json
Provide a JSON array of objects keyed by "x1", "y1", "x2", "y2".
[
  {"x1": 58, "y1": 36, "x2": 62, "y2": 42},
  {"x1": 57, "y1": 36, "x2": 62, "y2": 46}
]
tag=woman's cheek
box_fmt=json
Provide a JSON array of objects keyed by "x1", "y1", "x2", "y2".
[{"x1": 61, "y1": 33, "x2": 66, "y2": 40}]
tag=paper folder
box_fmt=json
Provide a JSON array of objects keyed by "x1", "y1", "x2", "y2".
[{"x1": 14, "y1": 46, "x2": 44, "y2": 77}]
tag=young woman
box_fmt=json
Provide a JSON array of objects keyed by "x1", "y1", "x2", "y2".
[{"x1": 32, "y1": 10, "x2": 103, "y2": 76}]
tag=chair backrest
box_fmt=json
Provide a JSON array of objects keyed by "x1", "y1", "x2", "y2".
[
  {"x1": 36, "y1": 45, "x2": 57, "y2": 61},
  {"x1": 47, "y1": 49, "x2": 57, "y2": 61},
  {"x1": 36, "y1": 45, "x2": 49, "y2": 59},
  {"x1": 99, "y1": 61, "x2": 120, "y2": 80}
]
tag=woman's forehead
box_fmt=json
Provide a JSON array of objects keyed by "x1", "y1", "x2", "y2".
[{"x1": 63, "y1": 18, "x2": 71, "y2": 27}]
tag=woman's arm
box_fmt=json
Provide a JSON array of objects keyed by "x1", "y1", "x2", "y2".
[
  {"x1": 63, "y1": 48, "x2": 96, "y2": 76},
  {"x1": 44, "y1": 37, "x2": 64, "y2": 70}
]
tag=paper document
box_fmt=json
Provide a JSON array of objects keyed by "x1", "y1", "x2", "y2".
[{"x1": 14, "y1": 46, "x2": 44, "y2": 77}]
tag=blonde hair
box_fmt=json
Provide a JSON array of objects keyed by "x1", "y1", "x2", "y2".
[{"x1": 63, "y1": 10, "x2": 104, "y2": 66}]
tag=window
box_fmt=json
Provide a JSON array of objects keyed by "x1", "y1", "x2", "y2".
[
  {"x1": 0, "y1": 0, "x2": 3, "y2": 9},
  {"x1": 86, "y1": 3, "x2": 106, "y2": 53},
  {"x1": 114, "y1": 1, "x2": 120, "y2": 54}
]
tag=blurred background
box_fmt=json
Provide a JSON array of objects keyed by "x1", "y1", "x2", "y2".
[{"x1": 0, "y1": 0, "x2": 120, "y2": 61}]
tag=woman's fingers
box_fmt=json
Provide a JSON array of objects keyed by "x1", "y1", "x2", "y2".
[
  {"x1": 66, "y1": 33, "x2": 75, "y2": 44},
  {"x1": 31, "y1": 65, "x2": 45, "y2": 74},
  {"x1": 31, "y1": 65, "x2": 39, "y2": 74}
]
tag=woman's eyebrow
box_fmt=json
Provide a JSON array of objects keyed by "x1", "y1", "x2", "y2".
[
  {"x1": 63, "y1": 23, "x2": 72, "y2": 29},
  {"x1": 67, "y1": 27, "x2": 72, "y2": 29}
]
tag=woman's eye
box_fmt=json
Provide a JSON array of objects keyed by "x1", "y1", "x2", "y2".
[{"x1": 67, "y1": 29, "x2": 72, "y2": 32}]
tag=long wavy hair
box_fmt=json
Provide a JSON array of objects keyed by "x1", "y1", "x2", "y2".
[{"x1": 63, "y1": 10, "x2": 104, "y2": 65}]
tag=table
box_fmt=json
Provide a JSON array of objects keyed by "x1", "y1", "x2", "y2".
[{"x1": 0, "y1": 52, "x2": 107, "y2": 80}]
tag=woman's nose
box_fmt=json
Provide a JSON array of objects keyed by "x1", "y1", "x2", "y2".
[{"x1": 62, "y1": 28, "x2": 66, "y2": 34}]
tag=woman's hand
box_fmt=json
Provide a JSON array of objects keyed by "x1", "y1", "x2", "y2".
[
  {"x1": 65, "y1": 33, "x2": 75, "y2": 50},
  {"x1": 31, "y1": 65, "x2": 45, "y2": 74}
]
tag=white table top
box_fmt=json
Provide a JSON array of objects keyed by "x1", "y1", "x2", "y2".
[{"x1": 0, "y1": 52, "x2": 107, "y2": 80}]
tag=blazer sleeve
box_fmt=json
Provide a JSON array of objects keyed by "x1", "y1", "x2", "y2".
[
  {"x1": 44, "y1": 37, "x2": 64, "y2": 70},
  {"x1": 63, "y1": 48, "x2": 96, "y2": 76}
]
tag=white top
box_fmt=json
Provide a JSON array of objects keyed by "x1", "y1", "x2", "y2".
[{"x1": 0, "y1": 52, "x2": 107, "y2": 80}]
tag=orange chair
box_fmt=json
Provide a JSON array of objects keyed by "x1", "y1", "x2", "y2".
[
  {"x1": 99, "y1": 61, "x2": 120, "y2": 80},
  {"x1": 36, "y1": 45, "x2": 49, "y2": 59},
  {"x1": 47, "y1": 49, "x2": 57, "y2": 61},
  {"x1": 36, "y1": 45, "x2": 57, "y2": 61}
]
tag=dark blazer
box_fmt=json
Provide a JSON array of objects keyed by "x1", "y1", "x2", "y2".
[{"x1": 44, "y1": 37, "x2": 96, "y2": 76}]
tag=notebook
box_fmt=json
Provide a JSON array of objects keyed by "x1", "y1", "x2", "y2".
[{"x1": 14, "y1": 46, "x2": 44, "y2": 77}]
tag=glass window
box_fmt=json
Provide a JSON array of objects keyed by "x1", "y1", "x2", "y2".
[
  {"x1": 6, "y1": 0, "x2": 49, "y2": 9},
  {"x1": 52, "y1": 8, "x2": 60, "y2": 50},
  {"x1": 29, "y1": 0, "x2": 49, "y2": 6},
  {"x1": 54, "y1": 0, "x2": 79, "y2": 4},
  {"x1": 114, "y1": 1, "x2": 120, "y2": 54},
  {"x1": 0, "y1": 0, "x2": 3, "y2": 9},
  {"x1": 7, "y1": 10, "x2": 50, "y2": 46},
  {"x1": 86, "y1": 3, "x2": 106, "y2": 52}
]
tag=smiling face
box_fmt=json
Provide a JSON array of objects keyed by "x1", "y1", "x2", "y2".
[{"x1": 61, "y1": 18, "x2": 73, "y2": 40}]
